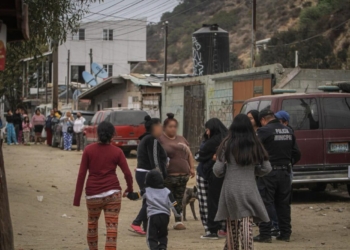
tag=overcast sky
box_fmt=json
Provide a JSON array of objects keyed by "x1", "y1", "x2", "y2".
[{"x1": 83, "y1": 0, "x2": 179, "y2": 23}]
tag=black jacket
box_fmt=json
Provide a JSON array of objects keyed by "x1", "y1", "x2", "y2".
[
  {"x1": 196, "y1": 134, "x2": 223, "y2": 180},
  {"x1": 6, "y1": 115, "x2": 14, "y2": 124},
  {"x1": 257, "y1": 119, "x2": 301, "y2": 166},
  {"x1": 137, "y1": 133, "x2": 168, "y2": 179},
  {"x1": 13, "y1": 114, "x2": 23, "y2": 130}
]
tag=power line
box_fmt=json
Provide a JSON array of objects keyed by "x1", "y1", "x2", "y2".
[
  {"x1": 84, "y1": 0, "x2": 126, "y2": 19},
  {"x1": 86, "y1": 0, "x2": 176, "y2": 33}
]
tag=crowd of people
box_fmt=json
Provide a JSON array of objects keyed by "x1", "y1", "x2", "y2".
[
  {"x1": 73, "y1": 108, "x2": 301, "y2": 250},
  {"x1": 2, "y1": 108, "x2": 86, "y2": 151}
]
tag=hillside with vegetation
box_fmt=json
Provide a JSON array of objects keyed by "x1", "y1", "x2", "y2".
[{"x1": 136, "y1": 0, "x2": 350, "y2": 74}]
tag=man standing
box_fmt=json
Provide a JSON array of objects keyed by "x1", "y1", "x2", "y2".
[
  {"x1": 254, "y1": 110, "x2": 301, "y2": 243},
  {"x1": 73, "y1": 112, "x2": 85, "y2": 151}
]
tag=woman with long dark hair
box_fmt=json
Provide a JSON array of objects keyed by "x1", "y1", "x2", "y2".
[
  {"x1": 214, "y1": 114, "x2": 271, "y2": 250},
  {"x1": 130, "y1": 115, "x2": 168, "y2": 235},
  {"x1": 196, "y1": 118, "x2": 228, "y2": 239},
  {"x1": 247, "y1": 110, "x2": 261, "y2": 132},
  {"x1": 73, "y1": 121, "x2": 133, "y2": 250}
]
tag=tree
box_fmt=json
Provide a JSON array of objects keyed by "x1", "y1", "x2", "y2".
[{"x1": 0, "y1": 0, "x2": 96, "y2": 110}]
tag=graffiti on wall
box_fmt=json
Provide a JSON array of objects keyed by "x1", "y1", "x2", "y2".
[
  {"x1": 192, "y1": 37, "x2": 204, "y2": 76},
  {"x1": 208, "y1": 88, "x2": 233, "y2": 127}
]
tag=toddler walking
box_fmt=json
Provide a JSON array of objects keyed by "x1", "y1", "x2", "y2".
[{"x1": 127, "y1": 170, "x2": 181, "y2": 250}]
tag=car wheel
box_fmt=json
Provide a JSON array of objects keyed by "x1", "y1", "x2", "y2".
[{"x1": 309, "y1": 183, "x2": 327, "y2": 192}]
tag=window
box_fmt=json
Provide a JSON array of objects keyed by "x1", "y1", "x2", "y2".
[
  {"x1": 71, "y1": 65, "x2": 85, "y2": 83},
  {"x1": 259, "y1": 100, "x2": 272, "y2": 111},
  {"x1": 281, "y1": 98, "x2": 319, "y2": 130},
  {"x1": 103, "y1": 64, "x2": 113, "y2": 77},
  {"x1": 103, "y1": 29, "x2": 113, "y2": 41},
  {"x1": 240, "y1": 101, "x2": 259, "y2": 114},
  {"x1": 72, "y1": 29, "x2": 85, "y2": 40},
  {"x1": 323, "y1": 97, "x2": 350, "y2": 129},
  {"x1": 102, "y1": 99, "x2": 112, "y2": 109},
  {"x1": 108, "y1": 111, "x2": 147, "y2": 126},
  {"x1": 132, "y1": 96, "x2": 139, "y2": 102}
]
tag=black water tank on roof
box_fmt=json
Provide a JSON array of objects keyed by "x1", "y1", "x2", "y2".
[{"x1": 192, "y1": 24, "x2": 230, "y2": 76}]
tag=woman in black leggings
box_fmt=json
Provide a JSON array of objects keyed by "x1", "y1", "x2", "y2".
[{"x1": 130, "y1": 115, "x2": 168, "y2": 235}]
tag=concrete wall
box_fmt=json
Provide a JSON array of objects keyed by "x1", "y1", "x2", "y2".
[
  {"x1": 162, "y1": 64, "x2": 284, "y2": 132},
  {"x1": 57, "y1": 19, "x2": 147, "y2": 86},
  {"x1": 282, "y1": 68, "x2": 350, "y2": 93},
  {"x1": 91, "y1": 84, "x2": 128, "y2": 111}
]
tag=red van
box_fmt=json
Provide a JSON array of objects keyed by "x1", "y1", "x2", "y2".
[
  {"x1": 84, "y1": 109, "x2": 148, "y2": 155},
  {"x1": 241, "y1": 92, "x2": 350, "y2": 195}
]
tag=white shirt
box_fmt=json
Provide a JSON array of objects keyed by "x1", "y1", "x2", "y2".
[{"x1": 73, "y1": 117, "x2": 86, "y2": 133}]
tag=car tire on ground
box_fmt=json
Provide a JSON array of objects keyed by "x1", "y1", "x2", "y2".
[{"x1": 309, "y1": 183, "x2": 328, "y2": 192}]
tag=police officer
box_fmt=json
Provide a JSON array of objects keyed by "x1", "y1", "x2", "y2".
[{"x1": 254, "y1": 110, "x2": 301, "y2": 243}]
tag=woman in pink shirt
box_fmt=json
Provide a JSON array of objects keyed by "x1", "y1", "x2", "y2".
[{"x1": 31, "y1": 109, "x2": 45, "y2": 144}]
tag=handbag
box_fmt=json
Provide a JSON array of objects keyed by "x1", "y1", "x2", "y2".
[
  {"x1": 67, "y1": 126, "x2": 74, "y2": 134},
  {"x1": 41, "y1": 128, "x2": 47, "y2": 138}
]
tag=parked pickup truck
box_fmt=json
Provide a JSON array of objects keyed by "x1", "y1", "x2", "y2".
[{"x1": 84, "y1": 109, "x2": 148, "y2": 155}]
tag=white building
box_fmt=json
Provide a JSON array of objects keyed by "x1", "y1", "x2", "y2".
[{"x1": 57, "y1": 19, "x2": 147, "y2": 86}]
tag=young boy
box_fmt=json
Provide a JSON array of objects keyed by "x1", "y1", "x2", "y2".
[{"x1": 127, "y1": 170, "x2": 181, "y2": 250}]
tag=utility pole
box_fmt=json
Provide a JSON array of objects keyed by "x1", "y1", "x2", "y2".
[
  {"x1": 251, "y1": 0, "x2": 256, "y2": 68},
  {"x1": 22, "y1": 61, "x2": 25, "y2": 99},
  {"x1": 66, "y1": 49, "x2": 70, "y2": 104},
  {"x1": 89, "y1": 48, "x2": 93, "y2": 74},
  {"x1": 41, "y1": 60, "x2": 45, "y2": 103},
  {"x1": 163, "y1": 21, "x2": 168, "y2": 81},
  {"x1": 52, "y1": 43, "x2": 59, "y2": 109},
  {"x1": 45, "y1": 57, "x2": 48, "y2": 104},
  {"x1": 36, "y1": 64, "x2": 39, "y2": 99}
]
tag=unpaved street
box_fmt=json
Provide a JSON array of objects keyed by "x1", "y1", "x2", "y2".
[{"x1": 4, "y1": 145, "x2": 350, "y2": 250}]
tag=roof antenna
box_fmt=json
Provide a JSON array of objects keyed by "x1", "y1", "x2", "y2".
[{"x1": 304, "y1": 84, "x2": 309, "y2": 93}]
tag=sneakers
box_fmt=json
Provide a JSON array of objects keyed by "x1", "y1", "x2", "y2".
[
  {"x1": 276, "y1": 235, "x2": 290, "y2": 242},
  {"x1": 130, "y1": 224, "x2": 146, "y2": 235},
  {"x1": 201, "y1": 233, "x2": 219, "y2": 240},
  {"x1": 253, "y1": 235, "x2": 272, "y2": 243},
  {"x1": 173, "y1": 222, "x2": 186, "y2": 230},
  {"x1": 271, "y1": 227, "x2": 280, "y2": 238},
  {"x1": 218, "y1": 230, "x2": 227, "y2": 238}
]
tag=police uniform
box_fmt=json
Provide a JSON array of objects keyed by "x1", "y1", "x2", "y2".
[{"x1": 256, "y1": 110, "x2": 301, "y2": 242}]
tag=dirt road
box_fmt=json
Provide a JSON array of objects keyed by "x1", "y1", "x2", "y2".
[{"x1": 4, "y1": 145, "x2": 350, "y2": 250}]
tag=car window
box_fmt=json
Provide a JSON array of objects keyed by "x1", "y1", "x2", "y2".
[
  {"x1": 259, "y1": 100, "x2": 272, "y2": 111},
  {"x1": 240, "y1": 101, "x2": 259, "y2": 114},
  {"x1": 108, "y1": 111, "x2": 148, "y2": 126},
  {"x1": 323, "y1": 97, "x2": 350, "y2": 129},
  {"x1": 281, "y1": 98, "x2": 319, "y2": 130},
  {"x1": 90, "y1": 112, "x2": 101, "y2": 125}
]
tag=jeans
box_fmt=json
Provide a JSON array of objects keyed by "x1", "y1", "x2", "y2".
[
  {"x1": 6, "y1": 123, "x2": 17, "y2": 145},
  {"x1": 258, "y1": 170, "x2": 292, "y2": 238},
  {"x1": 133, "y1": 171, "x2": 148, "y2": 230}
]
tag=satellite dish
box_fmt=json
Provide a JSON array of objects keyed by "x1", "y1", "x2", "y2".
[
  {"x1": 82, "y1": 71, "x2": 98, "y2": 87},
  {"x1": 91, "y1": 62, "x2": 108, "y2": 78}
]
